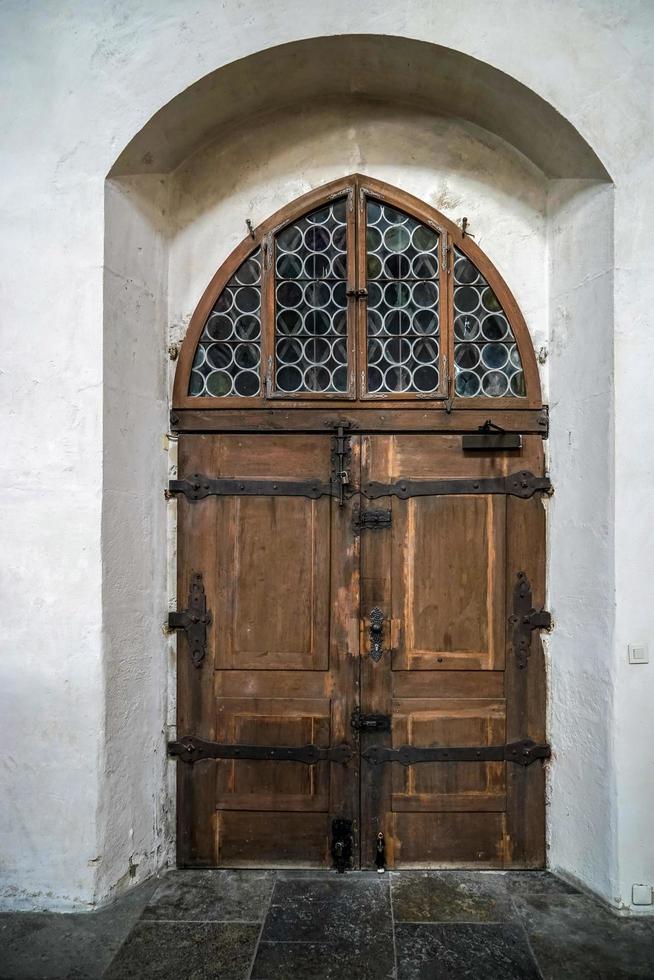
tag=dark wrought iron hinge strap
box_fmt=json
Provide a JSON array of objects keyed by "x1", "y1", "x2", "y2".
[
  {"x1": 168, "y1": 475, "x2": 338, "y2": 501},
  {"x1": 167, "y1": 572, "x2": 211, "y2": 668},
  {"x1": 362, "y1": 470, "x2": 551, "y2": 500},
  {"x1": 510, "y1": 570, "x2": 552, "y2": 669},
  {"x1": 168, "y1": 735, "x2": 352, "y2": 766},
  {"x1": 362, "y1": 738, "x2": 550, "y2": 767}
]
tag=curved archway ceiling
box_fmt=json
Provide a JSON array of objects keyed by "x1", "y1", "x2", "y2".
[{"x1": 188, "y1": 193, "x2": 524, "y2": 401}]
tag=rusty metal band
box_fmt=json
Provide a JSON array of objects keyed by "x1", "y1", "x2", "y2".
[
  {"x1": 362, "y1": 738, "x2": 550, "y2": 768},
  {"x1": 168, "y1": 735, "x2": 352, "y2": 766},
  {"x1": 361, "y1": 471, "x2": 551, "y2": 500},
  {"x1": 169, "y1": 471, "x2": 550, "y2": 501},
  {"x1": 168, "y1": 476, "x2": 337, "y2": 501}
]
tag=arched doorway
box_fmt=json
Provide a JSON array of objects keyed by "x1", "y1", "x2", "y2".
[{"x1": 167, "y1": 174, "x2": 550, "y2": 870}]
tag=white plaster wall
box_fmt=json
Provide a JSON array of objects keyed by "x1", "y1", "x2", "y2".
[
  {"x1": 2, "y1": 0, "x2": 653, "y2": 913},
  {"x1": 546, "y1": 180, "x2": 616, "y2": 899}
]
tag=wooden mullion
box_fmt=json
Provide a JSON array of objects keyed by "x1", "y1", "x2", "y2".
[{"x1": 261, "y1": 232, "x2": 275, "y2": 397}]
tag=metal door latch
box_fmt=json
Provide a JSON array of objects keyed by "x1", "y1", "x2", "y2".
[
  {"x1": 167, "y1": 572, "x2": 212, "y2": 668},
  {"x1": 331, "y1": 818, "x2": 353, "y2": 873},
  {"x1": 352, "y1": 507, "x2": 392, "y2": 535},
  {"x1": 368, "y1": 607, "x2": 386, "y2": 662},
  {"x1": 375, "y1": 832, "x2": 386, "y2": 873},
  {"x1": 351, "y1": 706, "x2": 391, "y2": 733}
]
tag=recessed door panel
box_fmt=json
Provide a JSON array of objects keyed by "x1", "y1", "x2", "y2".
[
  {"x1": 392, "y1": 494, "x2": 506, "y2": 670},
  {"x1": 216, "y1": 495, "x2": 330, "y2": 670}
]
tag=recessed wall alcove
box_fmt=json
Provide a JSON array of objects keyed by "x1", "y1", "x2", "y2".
[{"x1": 103, "y1": 35, "x2": 613, "y2": 903}]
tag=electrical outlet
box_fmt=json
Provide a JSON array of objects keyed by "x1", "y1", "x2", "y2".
[
  {"x1": 632, "y1": 884, "x2": 653, "y2": 906},
  {"x1": 628, "y1": 644, "x2": 649, "y2": 665}
]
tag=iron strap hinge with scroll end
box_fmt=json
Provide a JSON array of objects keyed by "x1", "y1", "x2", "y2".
[
  {"x1": 168, "y1": 735, "x2": 352, "y2": 766},
  {"x1": 167, "y1": 572, "x2": 211, "y2": 668},
  {"x1": 362, "y1": 738, "x2": 551, "y2": 767},
  {"x1": 510, "y1": 570, "x2": 552, "y2": 669},
  {"x1": 362, "y1": 470, "x2": 551, "y2": 500}
]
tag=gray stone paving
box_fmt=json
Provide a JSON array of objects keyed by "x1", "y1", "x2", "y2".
[{"x1": 1, "y1": 870, "x2": 654, "y2": 979}]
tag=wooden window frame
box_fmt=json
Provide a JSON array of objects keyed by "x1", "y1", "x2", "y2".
[{"x1": 172, "y1": 174, "x2": 542, "y2": 412}]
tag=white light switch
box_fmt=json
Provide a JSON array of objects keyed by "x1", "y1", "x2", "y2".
[
  {"x1": 628, "y1": 644, "x2": 649, "y2": 664},
  {"x1": 632, "y1": 884, "x2": 653, "y2": 906}
]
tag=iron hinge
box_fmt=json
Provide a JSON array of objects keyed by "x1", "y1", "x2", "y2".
[
  {"x1": 362, "y1": 738, "x2": 551, "y2": 767},
  {"x1": 168, "y1": 736, "x2": 352, "y2": 766},
  {"x1": 510, "y1": 570, "x2": 552, "y2": 669},
  {"x1": 167, "y1": 572, "x2": 212, "y2": 668},
  {"x1": 352, "y1": 506, "x2": 392, "y2": 534}
]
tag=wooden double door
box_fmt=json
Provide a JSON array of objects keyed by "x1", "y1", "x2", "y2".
[{"x1": 171, "y1": 427, "x2": 548, "y2": 870}]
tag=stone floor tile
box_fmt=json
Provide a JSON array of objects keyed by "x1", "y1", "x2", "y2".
[
  {"x1": 261, "y1": 874, "x2": 392, "y2": 953},
  {"x1": 0, "y1": 879, "x2": 157, "y2": 980},
  {"x1": 140, "y1": 869, "x2": 274, "y2": 922},
  {"x1": 251, "y1": 940, "x2": 395, "y2": 980},
  {"x1": 103, "y1": 921, "x2": 260, "y2": 980},
  {"x1": 395, "y1": 922, "x2": 541, "y2": 980},
  {"x1": 514, "y1": 891, "x2": 654, "y2": 980},
  {"x1": 505, "y1": 870, "x2": 582, "y2": 899},
  {"x1": 390, "y1": 870, "x2": 514, "y2": 923}
]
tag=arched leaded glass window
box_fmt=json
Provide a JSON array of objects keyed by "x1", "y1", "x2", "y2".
[
  {"x1": 188, "y1": 248, "x2": 262, "y2": 398},
  {"x1": 175, "y1": 175, "x2": 540, "y2": 410}
]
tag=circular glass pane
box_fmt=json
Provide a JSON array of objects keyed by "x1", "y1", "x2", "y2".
[
  {"x1": 235, "y1": 255, "x2": 260, "y2": 285},
  {"x1": 481, "y1": 314, "x2": 509, "y2": 341},
  {"x1": 413, "y1": 364, "x2": 439, "y2": 392},
  {"x1": 189, "y1": 370, "x2": 205, "y2": 396},
  {"x1": 277, "y1": 225, "x2": 302, "y2": 252},
  {"x1": 234, "y1": 370, "x2": 260, "y2": 397},
  {"x1": 414, "y1": 309, "x2": 439, "y2": 335},
  {"x1": 481, "y1": 343, "x2": 509, "y2": 370},
  {"x1": 412, "y1": 225, "x2": 439, "y2": 251},
  {"x1": 234, "y1": 343, "x2": 260, "y2": 370},
  {"x1": 277, "y1": 308, "x2": 302, "y2": 335},
  {"x1": 276, "y1": 253, "x2": 303, "y2": 278},
  {"x1": 454, "y1": 285, "x2": 481, "y2": 314},
  {"x1": 454, "y1": 313, "x2": 480, "y2": 341},
  {"x1": 383, "y1": 224, "x2": 411, "y2": 253},
  {"x1": 384, "y1": 309, "x2": 411, "y2": 336},
  {"x1": 207, "y1": 344, "x2": 233, "y2": 369},
  {"x1": 367, "y1": 365, "x2": 384, "y2": 392},
  {"x1": 276, "y1": 338, "x2": 303, "y2": 364},
  {"x1": 304, "y1": 365, "x2": 331, "y2": 392},
  {"x1": 412, "y1": 281, "x2": 438, "y2": 309},
  {"x1": 234, "y1": 314, "x2": 261, "y2": 341},
  {"x1": 276, "y1": 364, "x2": 303, "y2": 392},
  {"x1": 455, "y1": 370, "x2": 481, "y2": 397},
  {"x1": 277, "y1": 281, "x2": 303, "y2": 308},
  {"x1": 454, "y1": 255, "x2": 479, "y2": 284},
  {"x1": 454, "y1": 343, "x2": 480, "y2": 370},
  {"x1": 481, "y1": 370, "x2": 509, "y2": 396},
  {"x1": 206, "y1": 371, "x2": 233, "y2": 397},
  {"x1": 205, "y1": 313, "x2": 234, "y2": 342}
]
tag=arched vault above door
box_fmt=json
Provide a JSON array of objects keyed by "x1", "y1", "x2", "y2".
[{"x1": 173, "y1": 175, "x2": 542, "y2": 411}]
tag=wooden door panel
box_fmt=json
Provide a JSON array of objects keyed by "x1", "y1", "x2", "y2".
[
  {"x1": 216, "y1": 812, "x2": 329, "y2": 867},
  {"x1": 176, "y1": 432, "x2": 360, "y2": 868},
  {"x1": 390, "y1": 698, "x2": 506, "y2": 812},
  {"x1": 390, "y1": 813, "x2": 507, "y2": 868},
  {"x1": 392, "y1": 495, "x2": 506, "y2": 671},
  {"x1": 215, "y1": 697, "x2": 331, "y2": 811},
  {"x1": 360, "y1": 431, "x2": 547, "y2": 870},
  {"x1": 215, "y1": 495, "x2": 330, "y2": 670}
]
